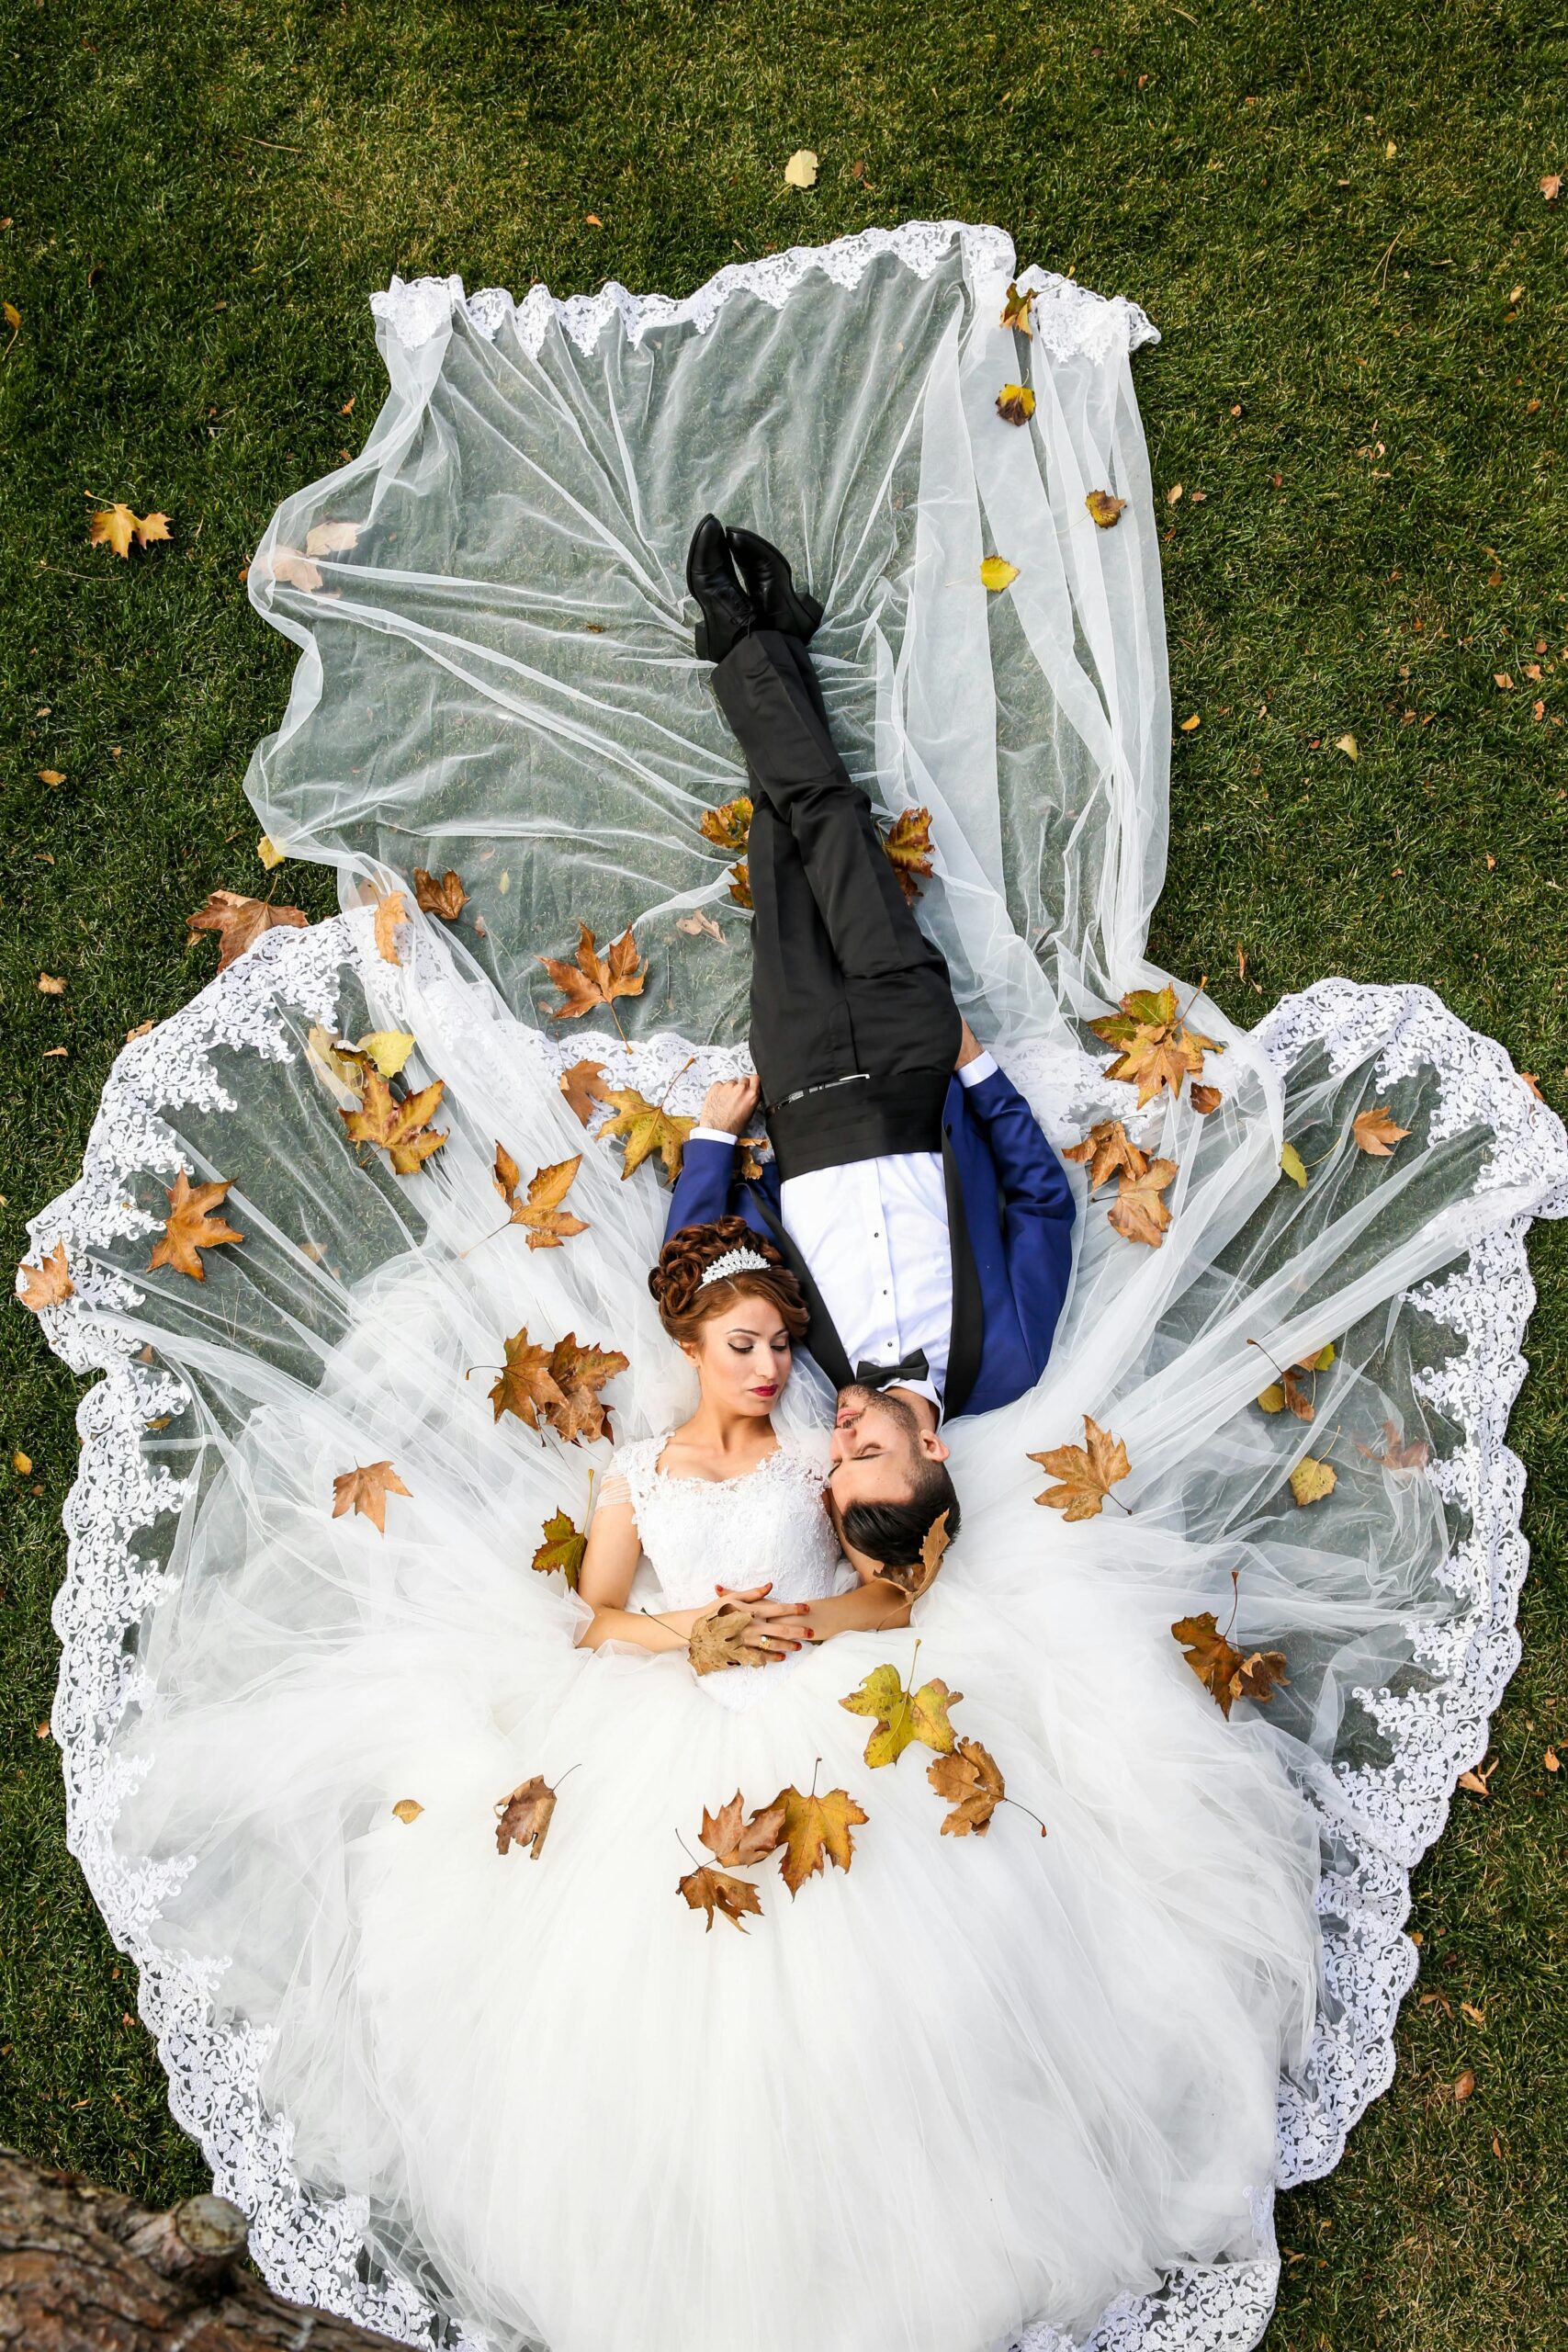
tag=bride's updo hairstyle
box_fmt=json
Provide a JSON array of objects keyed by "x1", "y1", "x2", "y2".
[{"x1": 649, "y1": 1216, "x2": 808, "y2": 1351}]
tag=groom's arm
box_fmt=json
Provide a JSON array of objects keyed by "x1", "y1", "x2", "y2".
[{"x1": 956, "y1": 1040, "x2": 1076, "y2": 1359}]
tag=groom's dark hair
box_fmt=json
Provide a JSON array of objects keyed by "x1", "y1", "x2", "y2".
[{"x1": 841, "y1": 1459, "x2": 962, "y2": 1575}]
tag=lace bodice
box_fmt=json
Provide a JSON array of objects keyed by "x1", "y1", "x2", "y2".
[{"x1": 604, "y1": 1433, "x2": 847, "y2": 1611}]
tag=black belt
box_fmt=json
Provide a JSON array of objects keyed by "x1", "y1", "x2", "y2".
[{"x1": 765, "y1": 1067, "x2": 949, "y2": 1182}]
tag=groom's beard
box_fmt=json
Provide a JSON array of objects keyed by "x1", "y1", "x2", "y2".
[{"x1": 837, "y1": 1383, "x2": 923, "y2": 1442}]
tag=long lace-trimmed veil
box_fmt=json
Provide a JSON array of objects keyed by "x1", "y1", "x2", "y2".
[{"x1": 24, "y1": 221, "x2": 1567, "y2": 2352}]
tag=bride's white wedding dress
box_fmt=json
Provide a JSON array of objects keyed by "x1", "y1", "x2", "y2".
[{"x1": 25, "y1": 220, "x2": 1567, "y2": 2352}]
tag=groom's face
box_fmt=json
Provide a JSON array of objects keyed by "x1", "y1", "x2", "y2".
[{"x1": 828, "y1": 1385, "x2": 930, "y2": 1511}]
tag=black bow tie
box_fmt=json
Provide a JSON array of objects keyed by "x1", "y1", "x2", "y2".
[{"x1": 853, "y1": 1349, "x2": 930, "y2": 1394}]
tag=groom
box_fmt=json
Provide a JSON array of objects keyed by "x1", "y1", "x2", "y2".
[{"x1": 665, "y1": 518, "x2": 1077, "y2": 1573}]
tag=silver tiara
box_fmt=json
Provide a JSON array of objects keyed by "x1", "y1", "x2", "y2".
[{"x1": 698, "y1": 1246, "x2": 771, "y2": 1289}]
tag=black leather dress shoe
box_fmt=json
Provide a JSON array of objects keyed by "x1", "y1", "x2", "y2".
[
  {"x1": 726, "y1": 525, "x2": 823, "y2": 641},
  {"x1": 686, "y1": 514, "x2": 756, "y2": 662}
]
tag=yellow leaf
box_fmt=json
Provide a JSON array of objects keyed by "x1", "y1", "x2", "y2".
[
  {"x1": 1334, "y1": 733, "x2": 1359, "y2": 761},
  {"x1": 784, "y1": 149, "x2": 819, "y2": 188},
  {"x1": 769, "y1": 1783, "x2": 869, "y2": 1895},
  {"x1": 1085, "y1": 490, "x2": 1126, "y2": 528},
  {"x1": 996, "y1": 382, "x2": 1036, "y2": 426},
  {"x1": 391, "y1": 1798, "x2": 424, "y2": 1824},
  {"x1": 257, "y1": 834, "x2": 286, "y2": 870},
  {"x1": 89, "y1": 503, "x2": 172, "y2": 558},
  {"x1": 979, "y1": 555, "x2": 1020, "y2": 593},
  {"x1": 2, "y1": 300, "x2": 19, "y2": 335},
  {"x1": 12, "y1": 1450, "x2": 32, "y2": 1476},
  {"x1": 1179, "y1": 713, "x2": 1201, "y2": 732},
  {"x1": 999, "y1": 281, "x2": 1037, "y2": 335},
  {"x1": 679, "y1": 1861, "x2": 765, "y2": 1933},
  {"x1": 355, "y1": 1029, "x2": 416, "y2": 1079},
  {"x1": 1288, "y1": 1455, "x2": 1337, "y2": 1507},
  {"x1": 38, "y1": 769, "x2": 64, "y2": 787},
  {"x1": 1257, "y1": 1383, "x2": 1286, "y2": 1413},
  {"x1": 1280, "y1": 1141, "x2": 1308, "y2": 1188},
  {"x1": 595, "y1": 1085, "x2": 694, "y2": 1183},
  {"x1": 38, "y1": 973, "x2": 65, "y2": 995},
  {"x1": 840, "y1": 1658, "x2": 963, "y2": 1769}
]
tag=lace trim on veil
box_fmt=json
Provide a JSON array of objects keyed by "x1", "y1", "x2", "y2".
[
  {"x1": 367, "y1": 219, "x2": 1161, "y2": 367},
  {"x1": 21, "y1": 910, "x2": 1565, "y2": 2352}
]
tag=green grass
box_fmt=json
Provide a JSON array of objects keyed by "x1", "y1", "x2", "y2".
[{"x1": 3, "y1": 0, "x2": 1565, "y2": 2341}]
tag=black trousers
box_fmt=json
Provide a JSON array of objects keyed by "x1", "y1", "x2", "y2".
[{"x1": 711, "y1": 628, "x2": 961, "y2": 1178}]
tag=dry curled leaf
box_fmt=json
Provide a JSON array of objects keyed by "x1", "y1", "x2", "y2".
[
  {"x1": 770, "y1": 1783, "x2": 870, "y2": 1895},
  {"x1": 148, "y1": 1171, "x2": 244, "y2": 1281},
  {"x1": 880, "y1": 806, "x2": 935, "y2": 902},
  {"x1": 532, "y1": 1507, "x2": 587, "y2": 1587},
  {"x1": 494, "y1": 1773, "x2": 558, "y2": 1859},
  {"x1": 186, "y1": 889, "x2": 308, "y2": 971},
  {"x1": 488, "y1": 1329, "x2": 564, "y2": 1431},
  {"x1": 38, "y1": 972, "x2": 65, "y2": 995},
  {"x1": 688, "y1": 1601, "x2": 771, "y2": 1675},
  {"x1": 391, "y1": 1798, "x2": 424, "y2": 1825},
  {"x1": 549, "y1": 1332, "x2": 628, "y2": 1444},
  {"x1": 840, "y1": 1658, "x2": 962, "y2": 1769},
  {"x1": 270, "y1": 545, "x2": 322, "y2": 591},
  {"x1": 699, "y1": 1791, "x2": 786, "y2": 1869},
  {"x1": 559, "y1": 1057, "x2": 612, "y2": 1125},
  {"x1": 928, "y1": 1737, "x2": 1016, "y2": 1837},
  {"x1": 700, "y1": 796, "x2": 752, "y2": 854},
  {"x1": 1190, "y1": 1082, "x2": 1222, "y2": 1114},
  {"x1": 1063, "y1": 1118, "x2": 1148, "y2": 1191},
  {"x1": 539, "y1": 922, "x2": 648, "y2": 1021},
  {"x1": 89, "y1": 503, "x2": 172, "y2": 558},
  {"x1": 332, "y1": 1459, "x2": 412, "y2": 1534},
  {"x1": 38, "y1": 769, "x2": 64, "y2": 786},
  {"x1": 680, "y1": 1862, "x2": 764, "y2": 1932},
  {"x1": 493, "y1": 1143, "x2": 589, "y2": 1249},
  {"x1": 878, "y1": 1507, "x2": 951, "y2": 1600},
  {"x1": 1458, "y1": 1757, "x2": 1496, "y2": 1798},
  {"x1": 1000, "y1": 280, "x2": 1037, "y2": 334},
  {"x1": 373, "y1": 891, "x2": 408, "y2": 965},
  {"x1": 1356, "y1": 1418, "x2": 1431, "y2": 1472},
  {"x1": 1030, "y1": 1415, "x2": 1131, "y2": 1520},
  {"x1": 595, "y1": 1085, "x2": 694, "y2": 1183},
  {"x1": 1288, "y1": 1455, "x2": 1337, "y2": 1507},
  {"x1": 996, "y1": 382, "x2": 1036, "y2": 426},
  {"x1": 1257, "y1": 1342, "x2": 1336, "y2": 1421},
  {"x1": 677, "y1": 909, "x2": 724, "y2": 942},
  {"x1": 1171, "y1": 1612, "x2": 1289, "y2": 1718},
  {"x1": 1106, "y1": 1157, "x2": 1178, "y2": 1248},
  {"x1": 304, "y1": 518, "x2": 359, "y2": 558},
  {"x1": 1352, "y1": 1103, "x2": 1412, "y2": 1157},
  {"x1": 979, "y1": 554, "x2": 1020, "y2": 593},
  {"x1": 413, "y1": 866, "x2": 469, "y2": 920},
  {"x1": 1089, "y1": 984, "x2": 1221, "y2": 1108},
  {"x1": 16, "y1": 1241, "x2": 73, "y2": 1313},
  {"x1": 341, "y1": 1069, "x2": 448, "y2": 1174},
  {"x1": 1085, "y1": 490, "x2": 1127, "y2": 529}
]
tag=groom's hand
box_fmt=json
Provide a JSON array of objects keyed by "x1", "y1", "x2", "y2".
[
  {"x1": 954, "y1": 1017, "x2": 984, "y2": 1070},
  {"x1": 698, "y1": 1075, "x2": 761, "y2": 1135}
]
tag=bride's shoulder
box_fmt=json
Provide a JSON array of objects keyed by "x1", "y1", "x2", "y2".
[
  {"x1": 597, "y1": 1434, "x2": 666, "y2": 1514},
  {"x1": 775, "y1": 1425, "x2": 833, "y2": 1487}
]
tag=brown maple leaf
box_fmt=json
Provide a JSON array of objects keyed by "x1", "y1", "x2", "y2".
[
  {"x1": 1000, "y1": 280, "x2": 1037, "y2": 334},
  {"x1": 679, "y1": 1862, "x2": 764, "y2": 1933},
  {"x1": 1063, "y1": 1118, "x2": 1149, "y2": 1191},
  {"x1": 532, "y1": 1507, "x2": 587, "y2": 1586},
  {"x1": 488, "y1": 1328, "x2": 566, "y2": 1432},
  {"x1": 542, "y1": 1333, "x2": 628, "y2": 1445},
  {"x1": 1171, "y1": 1612, "x2": 1289, "y2": 1719},
  {"x1": 186, "y1": 889, "x2": 309, "y2": 971},
  {"x1": 373, "y1": 891, "x2": 408, "y2": 966},
  {"x1": 1089, "y1": 985, "x2": 1221, "y2": 1107},
  {"x1": 700, "y1": 796, "x2": 752, "y2": 854},
  {"x1": 688, "y1": 1601, "x2": 770, "y2": 1675},
  {"x1": 877, "y1": 1507, "x2": 952, "y2": 1600},
  {"x1": 1352, "y1": 1103, "x2": 1412, "y2": 1157},
  {"x1": 1355, "y1": 1418, "x2": 1432, "y2": 1472},
  {"x1": 494, "y1": 1772, "x2": 558, "y2": 1859},
  {"x1": 1106, "y1": 1157, "x2": 1178, "y2": 1248},
  {"x1": 148, "y1": 1171, "x2": 245, "y2": 1281},
  {"x1": 594, "y1": 1086, "x2": 694, "y2": 1183},
  {"x1": 17, "y1": 1240, "x2": 73, "y2": 1313},
  {"x1": 493, "y1": 1143, "x2": 589, "y2": 1248},
  {"x1": 559, "y1": 1057, "x2": 611, "y2": 1125},
  {"x1": 726, "y1": 859, "x2": 752, "y2": 908},
  {"x1": 538, "y1": 922, "x2": 648, "y2": 1027},
  {"x1": 1030, "y1": 1415, "x2": 1131, "y2": 1519},
  {"x1": 1190, "y1": 1083, "x2": 1223, "y2": 1114},
  {"x1": 341, "y1": 1070, "x2": 447, "y2": 1174},
  {"x1": 699, "y1": 1791, "x2": 786, "y2": 1869},
  {"x1": 89, "y1": 503, "x2": 173, "y2": 558},
  {"x1": 332, "y1": 1459, "x2": 412, "y2": 1534},
  {"x1": 413, "y1": 866, "x2": 469, "y2": 920},
  {"x1": 880, "y1": 807, "x2": 934, "y2": 902},
  {"x1": 770, "y1": 1783, "x2": 870, "y2": 1896},
  {"x1": 928, "y1": 1737, "x2": 1013, "y2": 1837}
]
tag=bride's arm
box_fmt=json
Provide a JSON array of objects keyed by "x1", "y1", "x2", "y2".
[{"x1": 575, "y1": 1496, "x2": 783, "y2": 1657}]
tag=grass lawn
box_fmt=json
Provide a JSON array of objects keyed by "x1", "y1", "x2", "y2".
[{"x1": 3, "y1": 1, "x2": 1564, "y2": 2341}]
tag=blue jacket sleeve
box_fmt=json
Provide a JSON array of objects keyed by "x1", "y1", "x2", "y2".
[
  {"x1": 963, "y1": 1064, "x2": 1077, "y2": 1353},
  {"x1": 664, "y1": 1136, "x2": 741, "y2": 1242}
]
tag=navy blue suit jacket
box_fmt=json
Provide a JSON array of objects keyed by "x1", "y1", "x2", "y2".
[{"x1": 663, "y1": 1064, "x2": 1077, "y2": 1419}]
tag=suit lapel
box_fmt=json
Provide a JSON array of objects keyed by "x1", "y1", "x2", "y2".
[
  {"x1": 748, "y1": 1184, "x2": 856, "y2": 1394},
  {"x1": 942, "y1": 1136, "x2": 983, "y2": 1419}
]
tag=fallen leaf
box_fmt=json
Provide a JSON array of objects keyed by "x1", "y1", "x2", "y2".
[
  {"x1": 726, "y1": 859, "x2": 752, "y2": 907},
  {"x1": 1000, "y1": 281, "x2": 1037, "y2": 334},
  {"x1": 186, "y1": 888, "x2": 309, "y2": 971},
  {"x1": 373, "y1": 890, "x2": 408, "y2": 965},
  {"x1": 1542, "y1": 174, "x2": 1562, "y2": 201},
  {"x1": 1030, "y1": 1415, "x2": 1131, "y2": 1520},
  {"x1": 1453, "y1": 2068, "x2": 1475, "y2": 2101},
  {"x1": 1063, "y1": 1118, "x2": 1148, "y2": 1191},
  {"x1": 37, "y1": 973, "x2": 65, "y2": 995},
  {"x1": 770, "y1": 1783, "x2": 869, "y2": 1895},
  {"x1": 1190, "y1": 1082, "x2": 1223, "y2": 1114},
  {"x1": 679, "y1": 1862, "x2": 764, "y2": 1931},
  {"x1": 1461, "y1": 2001, "x2": 1486, "y2": 2028},
  {"x1": 699, "y1": 1791, "x2": 786, "y2": 1869},
  {"x1": 701, "y1": 796, "x2": 753, "y2": 854},
  {"x1": 13, "y1": 1450, "x2": 34, "y2": 1476},
  {"x1": 1494, "y1": 672, "x2": 1514, "y2": 690},
  {"x1": 17, "y1": 1242, "x2": 73, "y2": 1312},
  {"x1": 1085, "y1": 490, "x2": 1126, "y2": 528},
  {"x1": 488, "y1": 1328, "x2": 566, "y2": 1431},
  {"x1": 332, "y1": 1459, "x2": 412, "y2": 1533},
  {"x1": 1171, "y1": 1612, "x2": 1290, "y2": 1718},
  {"x1": 1352, "y1": 1103, "x2": 1411, "y2": 1156},
  {"x1": 880, "y1": 806, "x2": 935, "y2": 901},
  {"x1": 1106, "y1": 1156, "x2": 1178, "y2": 1247},
  {"x1": 996, "y1": 382, "x2": 1036, "y2": 426},
  {"x1": 1179, "y1": 713, "x2": 1201, "y2": 732},
  {"x1": 306, "y1": 1024, "x2": 368, "y2": 1101},
  {"x1": 149, "y1": 1171, "x2": 244, "y2": 1281},
  {"x1": 542, "y1": 1332, "x2": 628, "y2": 1445},
  {"x1": 341, "y1": 1069, "x2": 448, "y2": 1174},
  {"x1": 38, "y1": 768, "x2": 64, "y2": 786},
  {"x1": 691, "y1": 1600, "x2": 778, "y2": 1674},
  {"x1": 413, "y1": 866, "x2": 468, "y2": 921},
  {"x1": 391, "y1": 1798, "x2": 423, "y2": 1824},
  {"x1": 257, "y1": 834, "x2": 286, "y2": 870},
  {"x1": 1257, "y1": 1342, "x2": 1335, "y2": 1421},
  {"x1": 677, "y1": 909, "x2": 725, "y2": 942},
  {"x1": 1288, "y1": 1455, "x2": 1337, "y2": 1507},
  {"x1": 878, "y1": 1507, "x2": 951, "y2": 1600},
  {"x1": 980, "y1": 554, "x2": 1020, "y2": 593},
  {"x1": 532, "y1": 1507, "x2": 587, "y2": 1587},
  {"x1": 595, "y1": 1085, "x2": 694, "y2": 1183},
  {"x1": 1280, "y1": 1141, "x2": 1308, "y2": 1188},
  {"x1": 784, "y1": 149, "x2": 819, "y2": 188},
  {"x1": 1166, "y1": 482, "x2": 1184, "y2": 505},
  {"x1": 840, "y1": 1658, "x2": 962, "y2": 1769},
  {"x1": 89, "y1": 504, "x2": 172, "y2": 558},
  {"x1": 1356, "y1": 1419, "x2": 1431, "y2": 1471},
  {"x1": 928, "y1": 1737, "x2": 1013, "y2": 1836},
  {"x1": 1544, "y1": 1746, "x2": 1559, "y2": 1771},
  {"x1": 539, "y1": 922, "x2": 648, "y2": 1022},
  {"x1": 303, "y1": 518, "x2": 359, "y2": 558},
  {"x1": 1335, "y1": 733, "x2": 1359, "y2": 761},
  {"x1": 355, "y1": 1029, "x2": 415, "y2": 1079},
  {"x1": 493, "y1": 1143, "x2": 589, "y2": 1247},
  {"x1": 494, "y1": 1773, "x2": 557, "y2": 1859},
  {"x1": 1089, "y1": 983, "x2": 1221, "y2": 1107},
  {"x1": 270, "y1": 545, "x2": 322, "y2": 591},
  {"x1": 125, "y1": 1019, "x2": 154, "y2": 1041},
  {"x1": 559, "y1": 1057, "x2": 611, "y2": 1125}
]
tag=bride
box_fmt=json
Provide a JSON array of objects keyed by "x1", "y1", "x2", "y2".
[{"x1": 21, "y1": 220, "x2": 1567, "y2": 2352}]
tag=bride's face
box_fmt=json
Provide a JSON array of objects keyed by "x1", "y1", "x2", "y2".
[{"x1": 684, "y1": 1294, "x2": 793, "y2": 1416}]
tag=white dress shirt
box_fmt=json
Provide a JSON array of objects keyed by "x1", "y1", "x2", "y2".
[{"x1": 691, "y1": 1052, "x2": 998, "y2": 1411}]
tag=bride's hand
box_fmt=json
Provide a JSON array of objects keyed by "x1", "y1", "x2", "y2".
[
  {"x1": 717, "y1": 1587, "x2": 820, "y2": 1652},
  {"x1": 698, "y1": 1583, "x2": 795, "y2": 1661}
]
